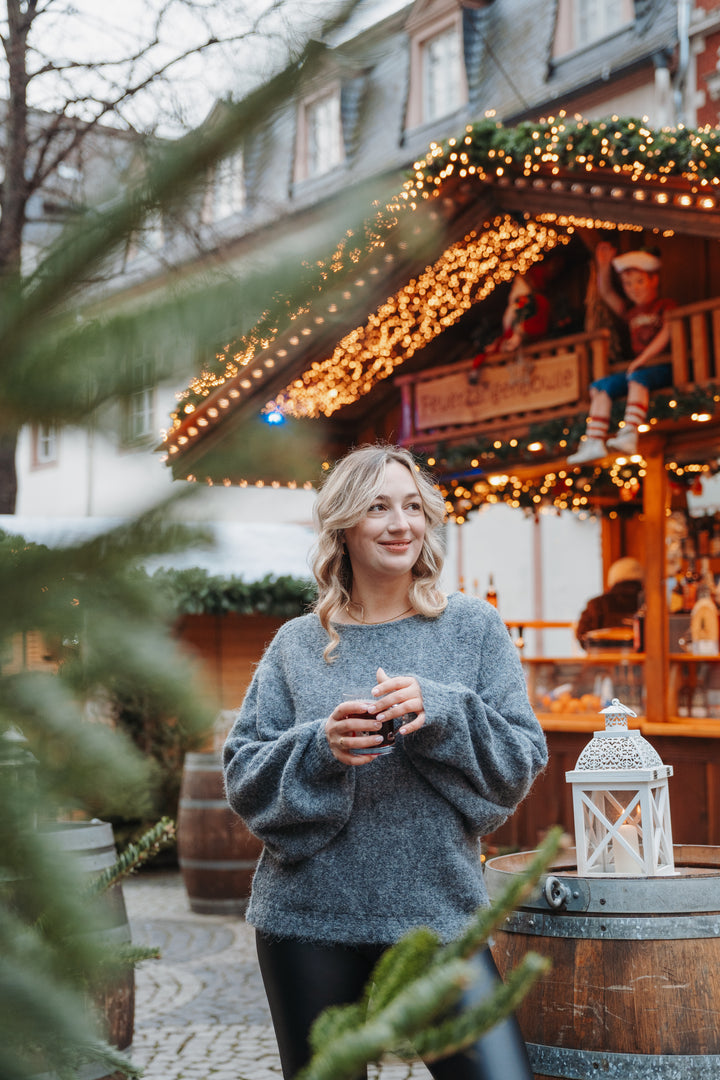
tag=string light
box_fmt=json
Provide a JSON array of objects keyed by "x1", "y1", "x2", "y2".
[
  {"x1": 162, "y1": 113, "x2": 720, "y2": 485},
  {"x1": 267, "y1": 217, "x2": 569, "y2": 418}
]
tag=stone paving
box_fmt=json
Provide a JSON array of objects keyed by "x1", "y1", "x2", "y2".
[{"x1": 124, "y1": 870, "x2": 432, "y2": 1080}]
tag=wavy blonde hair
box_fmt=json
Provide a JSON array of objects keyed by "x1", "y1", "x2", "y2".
[{"x1": 311, "y1": 444, "x2": 448, "y2": 661}]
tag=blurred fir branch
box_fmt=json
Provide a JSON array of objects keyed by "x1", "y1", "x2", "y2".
[
  {"x1": 298, "y1": 828, "x2": 562, "y2": 1080},
  {"x1": 0, "y1": 3, "x2": 368, "y2": 1076},
  {"x1": 88, "y1": 817, "x2": 176, "y2": 894}
]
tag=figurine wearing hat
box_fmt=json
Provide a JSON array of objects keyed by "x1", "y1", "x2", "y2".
[
  {"x1": 568, "y1": 242, "x2": 676, "y2": 464},
  {"x1": 468, "y1": 263, "x2": 552, "y2": 382}
]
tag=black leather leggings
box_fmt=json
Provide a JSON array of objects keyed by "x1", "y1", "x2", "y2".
[{"x1": 255, "y1": 932, "x2": 534, "y2": 1080}]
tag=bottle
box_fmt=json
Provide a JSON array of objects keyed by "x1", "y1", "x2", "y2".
[
  {"x1": 633, "y1": 592, "x2": 646, "y2": 652},
  {"x1": 711, "y1": 514, "x2": 720, "y2": 558},
  {"x1": 698, "y1": 517, "x2": 711, "y2": 558},
  {"x1": 700, "y1": 557, "x2": 716, "y2": 599},
  {"x1": 485, "y1": 574, "x2": 498, "y2": 608},
  {"x1": 669, "y1": 573, "x2": 684, "y2": 614},
  {"x1": 682, "y1": 558, "x2": 700, "y2": 613}
]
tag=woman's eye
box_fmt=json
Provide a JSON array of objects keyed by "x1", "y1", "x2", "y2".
[{"x1": 368, "y1": 502, "x2": 386, "y2": 513}]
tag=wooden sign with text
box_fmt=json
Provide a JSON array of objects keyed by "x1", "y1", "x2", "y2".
[{"x1": 413, "y1": 353, "x2": 580, "y2": 430}]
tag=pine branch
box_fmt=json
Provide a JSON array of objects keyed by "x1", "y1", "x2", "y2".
[
  {"x1": 410, "y1": 952, "x2": 550, "y2": 1062},
  {"x1": 94, "y1": 943, "x2": 162, "y2": 975},
  {"x1": 433, "y1": 826, "x2": 563, "y2": 967},
  {"x1": 299, "y1": 827, "x2": 563, "y2": 1080},
  {"x1": 88, "y1": 816, "x2": 176, "y2": 894},
  {"x1": 298, "y1": 959, "x2": 472, "y2": 1080},
  {"x1": 364, "y1": 926, "x2": 440, "y2": 1016}
]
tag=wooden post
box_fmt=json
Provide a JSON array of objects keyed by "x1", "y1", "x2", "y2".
[{"x1": 642, "y1": 437, "x2": 668, "y2": 723}]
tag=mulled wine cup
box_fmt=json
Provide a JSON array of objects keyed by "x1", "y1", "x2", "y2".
[{"x1": 343, "y1": 691, "x2": 395, "y2": 756}]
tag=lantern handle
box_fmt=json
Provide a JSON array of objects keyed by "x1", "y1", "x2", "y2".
[{"x1": 543, "y1": 875, "x2": 572, "y2": 911}]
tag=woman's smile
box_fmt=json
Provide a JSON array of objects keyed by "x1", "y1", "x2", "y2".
[{"x1": 342, "y1": 461, "x2": 426, "y2": 581}]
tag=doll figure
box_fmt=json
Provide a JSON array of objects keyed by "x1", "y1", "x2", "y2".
[
  {"x1": 568, "y1": 243, "x2": 676, "y2": 464},
  {"x1": 468, "y1": 266, "x2": 551, "y2": 383}
]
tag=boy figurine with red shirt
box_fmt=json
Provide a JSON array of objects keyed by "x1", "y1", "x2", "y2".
[{"x1": 568, "y1": 243, "x2": 676, "y2": 463}]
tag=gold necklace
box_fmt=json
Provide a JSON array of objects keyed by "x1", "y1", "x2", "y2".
[{"x1": 345, "y1": 603, "x2": 415, "y2": 626}]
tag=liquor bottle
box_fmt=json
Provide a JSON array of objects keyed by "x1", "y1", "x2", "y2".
[
  {"x1": 485, "y1": 574, "x2": 498, "y2": 608},
  {"x1": 700, "y1": 557, "x2": 716, "y2": 599},
  {"x1": 633, "y1": 592, "x2": 646, "y2": 652},
  {"x1": 682, "y1": 558, "x2": 700, "y2": 613},
  {"x1": 711, "y1": 514, "x2": 720, "y2": 558},
  {"x1": 669, "y1": 573, "x2": 685, "y2": 614}
]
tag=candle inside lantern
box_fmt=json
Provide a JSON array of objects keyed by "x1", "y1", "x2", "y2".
[{"x1": 613, "y1": 821, "x2": 641, "y2": 874}]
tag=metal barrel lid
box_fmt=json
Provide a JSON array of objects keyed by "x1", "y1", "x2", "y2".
[{"x1": 485, "y1": 844, "x2": 720, "y2": 916}]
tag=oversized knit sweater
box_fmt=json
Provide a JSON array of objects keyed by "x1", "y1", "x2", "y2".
[{"x1": 223, "y1": 592, "x2": 547, "y2": 946}]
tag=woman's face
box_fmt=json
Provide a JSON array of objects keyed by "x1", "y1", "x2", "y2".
[{"x1": 342, "y1": 461, "x2": 426, "y2": 584}]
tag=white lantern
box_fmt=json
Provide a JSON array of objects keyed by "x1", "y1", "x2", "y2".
[{"x1": 565, "y1": 698, "x2": 676, "y2": 876}]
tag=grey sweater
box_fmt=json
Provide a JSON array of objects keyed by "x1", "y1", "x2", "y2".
[{"x1": 223, "y1": 592, "x2": 547, "y2": 946}]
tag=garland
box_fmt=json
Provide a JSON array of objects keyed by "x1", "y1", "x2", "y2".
[
  {"x1": 171, "y1": 114, "x2": 719, "y2": 423},
  {"x1": 424, "y1": 384, "x2": 720, "y2": 521},
  {"x1": 409, "y1": 115, "x2": 720, "y2": 189},
  {"x1": 149, "y1": 567, "x2": 316, "y2": 617}
]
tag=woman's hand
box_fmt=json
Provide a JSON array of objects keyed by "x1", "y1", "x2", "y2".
[
  {"x1": 325, "y1": 697, "x2": 385, "y2": 765},
  {"x1": 373, "y1": 667, "x2": 426, "y2": 735}
]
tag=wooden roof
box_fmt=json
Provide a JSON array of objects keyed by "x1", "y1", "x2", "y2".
[{"x1": 161, "y1": 116, "x2": 720, "y2": 489}]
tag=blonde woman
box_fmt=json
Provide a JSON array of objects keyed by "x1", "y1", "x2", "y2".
[{"x1": 223, "y1": 444, "x2": 547, "y2": 1079}]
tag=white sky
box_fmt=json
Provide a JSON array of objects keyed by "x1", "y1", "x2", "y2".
[{"x1": 17, "y1": 0, "x2": 335, "y2": 135}]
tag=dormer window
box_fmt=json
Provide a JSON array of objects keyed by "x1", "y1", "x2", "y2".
[
  {"x1": 422, "y1": 24, "x2": 464, "y2": 123},
  {"x1": 554, "y1": 0, "x2": 634, "y2": 55},
  {"x1": 296, "y1": 86, "x2": 344, "y2": 181},
  {"x1": 577, "y1": 0, "x2": 627, "y2": 45},
  {"x1": 32, "y1": 423, "x2": 58, "y2": 467},
  {"x1": 123, "y1": 358, "x2": 155, "y2": 445},
  {"x1": 203, "y1": 149, "x2": 245, "y2": 223},
  {"x1": 406, "y1": 3, "x2": 467, "y2": 130},
  {"x1": 126, "y1": 210, "x2": 164, "y2": 263}
]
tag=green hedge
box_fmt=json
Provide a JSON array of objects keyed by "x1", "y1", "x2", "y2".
[{"x1": 148, "y1": 566, "x2": 317, "y2": 618}]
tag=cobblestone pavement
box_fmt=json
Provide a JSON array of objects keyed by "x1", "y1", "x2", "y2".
[{"x1": 124, "y1": 871, "x2": 431, "y2": 1080}]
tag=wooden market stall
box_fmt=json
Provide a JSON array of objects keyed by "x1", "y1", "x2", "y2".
[{"x1": 161, "y1": 116, "x2": 720, "y2": 850}]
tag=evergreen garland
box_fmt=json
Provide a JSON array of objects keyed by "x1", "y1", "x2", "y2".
[
  {"x1": 412, "y1": 115, "x2": 720, "y2": 186},
  {"x1": 148, "y1": 567, "x2": 316, "y2": 617}
]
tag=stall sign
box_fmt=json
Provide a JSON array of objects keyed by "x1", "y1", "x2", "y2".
[{"x1": 414, "y1": 353, "x2": 580, "y2": 430}]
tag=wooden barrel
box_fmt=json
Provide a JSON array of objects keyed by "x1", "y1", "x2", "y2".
[
  {"x1": 177, "y1": 751, "x2": 262, "y2": 915},
  {"x1": 40, "y1": 820, "x2": 134, "y2": 1078},
  {"x1": 485, "y1": 845, "x2": 720, "y2": 1079}
]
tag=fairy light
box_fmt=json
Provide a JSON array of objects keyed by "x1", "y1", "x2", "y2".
[
  {"x1": 163, "y1": 113, "x2": 720, "y2": 471},
  {"x1": 266, "y1": 216, "x2": 570, "y2": 418}
]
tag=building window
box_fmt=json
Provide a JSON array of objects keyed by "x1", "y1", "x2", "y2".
[
  {"x1": 124, "y1": 359, "x2": 155, "y2": 444},
  {"x1": 422, "y1": 24, "x2": 464, "y2": 123},
  {"x1": 576, "y1": 0, "x2": 626, "y2": 46},
  {"x1": 33, "y1": 423, "x2": 58, "y2": 467},
  {"x1": 203, "y1": 149, "x2": 245, "y2": 223},
  {"x1": 126, "y1": 210, "x2": 164, "y2": 263},
  {"x1": 554, "y1": 0, "x2": 633, "y2": 55},
  {"x1": 405, "y1": 8, "x2": 467, "y2": 131},
  {"x1": 296, "y1": 87, "x2": 344, "y2": 181}
]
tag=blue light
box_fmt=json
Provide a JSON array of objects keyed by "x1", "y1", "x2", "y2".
[{"x1": 265, "y1": 410, "x2": 285, "y2": 425}]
